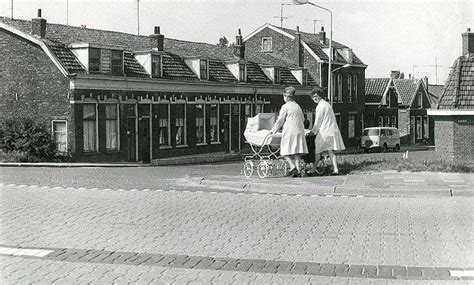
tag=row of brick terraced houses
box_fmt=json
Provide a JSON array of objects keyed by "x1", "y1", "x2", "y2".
[{"x1": 2, "y1": 10, "x2": 465, "y2": 163}]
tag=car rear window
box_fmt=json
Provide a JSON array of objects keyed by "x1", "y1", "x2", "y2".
[{"x1": 363, "y1": 129, "x2": 379, "y2": 136}]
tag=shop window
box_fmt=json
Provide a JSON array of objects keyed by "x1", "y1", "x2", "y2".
[
  {"x1": 83, "y1": 104, "x2": 97, "y2": 152},
  {"x1": 175, "y1": 104, "x2": 186, "y2": 146},
  {"x1": 105, "y1": 104, "x2": 119, "y2": 150},
  {"x1": 158, "y1": 104, "x2": 170, "y2": 146},
  {"x1": 89, "y1": 48, "x2": 101, "y2": 73},
  {"x1": 152, "y1": 55, "x2": 162, "y2": 78},
  {"x1": 423, "y1": 115, "x2": 429, "y2": 138},
  {"x1": 196, "y1": 104, "x2": 205, "y2": 144},
  {"x1": 262, "y1": 37, "x2": 273, "y2": 52},
  {"x1": 347, "y1": 75, "x2": 352, "y2": 103},
  {"x1": 52, "y1": 120, "x2": 67, "y2": 153},
  {"x1": 200, "y1": 60, "x2": 208, "y2": 80},
  {"x1": 417, "y1": 116, "x2": 422, "y2": 139},
  {"x1": 348, "y1": 114, "x2": 355, "y2": 138},
  {"x1": 210, "y1": 104, "x2": 219, "y2": 143},
  {"x1": 111, "y1": 50, "x2": 123, "y2": 76}
]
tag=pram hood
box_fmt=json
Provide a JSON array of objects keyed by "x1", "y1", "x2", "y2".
[
  {"x1": 244, "y1": 113, "x2": 281, "y2": 147},
  {"x1": 245, "y1": 113, "x2": 276, "y2": 133}
]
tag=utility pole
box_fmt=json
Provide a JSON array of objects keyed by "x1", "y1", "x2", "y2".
[
  {"x1": 66, "y1": 0, "x2": 69, "y2": 25},
  {"x1": 137, "y1": 0, "x2": 140, "y2": 35},
  {"x1": 273, "y1": 3, "x2": 291, "y2": 28},
  {"x1": 305, "y1": 19, "x2": 322, "y2": 33},
  {"x1": 11, "y1": 0, "x2": 13, "y2": 19}
]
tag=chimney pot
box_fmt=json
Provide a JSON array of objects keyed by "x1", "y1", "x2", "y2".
[
  {"x1": 154, "y1": 26, "x2": 160, "y2": 34},
  {"x1": 296, "y1": 26, "x2": 300, "y2": 32},
  {"x1": 468, "y1": 28, "x2": 471, "y2": 32},
  {"x1": 150, "y1": 27, "x2": 164, "y2": 51},
  {"x1": 319, "y1": 26, "x2": 326, "y2": 44},
  {"x1": 37, "y1": 9, "x2": 42, "y2": 18},
  {"x1": 32, "y1": 9, "x2": 47, "y2": 38},
  {"x1": 234, "y1": 29, "x2": 245, "y2": 59}
]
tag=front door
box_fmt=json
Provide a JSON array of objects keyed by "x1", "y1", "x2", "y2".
[
  {"x1": 138, "y1": 104, "x2": 151, "y2": 163},
  {"x1": 221, "y1": 104, "x2": 231, "y2": 153},
  {"x1": 231, "y1": 104, "x2": 240, "y2": 152},
  {"x1": 125, "y1": 104, "x2": 137, "y2": 161}
]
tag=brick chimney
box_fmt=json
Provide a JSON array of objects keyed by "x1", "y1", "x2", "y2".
[
  {"x1": 390, "y1": 70, "x2": 401, "y2": 79},
  {"x1": 31, "y1": 9, "x2": 46, "y2": 38},
  {"x1": 319, "y1": 26, "x2": 326, "y2": 44},
  {"x1": 295, "y1": 26, "x2": 303, "y2": 67},
  {"x1": 150, "y1": 26, "x2": 164, "y2": 52},
  {"x1": 462, "y1": 28, "x2": 473, "y2": 56},
  {"x1": 233, "y1": 29, "x2": 245, "y2": 59}
]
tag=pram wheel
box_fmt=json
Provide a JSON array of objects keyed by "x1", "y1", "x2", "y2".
[
  {"x1": 278, "y1": 160, "x2": 288, "y2": 176},
  {"x1": 243, "y1": 161, "x2": 254, "y2": 178},
  {"x1": 257, "y1": 161, "x2": 269, "y2": 178}
]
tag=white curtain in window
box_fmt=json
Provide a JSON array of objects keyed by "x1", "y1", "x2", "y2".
[
  {"x1": 53, "y1": 122, "x2": 67, "y2": 153},
  {"x1": 83, "y1": 121, "x2": 96, "y2": 152}
]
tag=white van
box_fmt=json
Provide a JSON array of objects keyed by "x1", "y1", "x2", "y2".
[{"x1": 361, "y1": 127, "x2": 400, "y2": 152}]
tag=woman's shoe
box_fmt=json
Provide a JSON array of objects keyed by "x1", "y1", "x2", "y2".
[
  {"x1": 287, "y1": 168, "x2": 298, "y2": 177},
  {"x1": 330, "y1": 171, "x2": 339, "y2": 176}
]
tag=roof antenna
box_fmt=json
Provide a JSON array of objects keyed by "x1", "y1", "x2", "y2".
[
  {"x1": 11, "y1": 0, "x2": 13, "y2": 19},
  {"x1": 136, "y1": 0, "x2": 140, "y2": 35},
  {"x1": 66, "y1": 0, "x2": 69, "y2": 25}
]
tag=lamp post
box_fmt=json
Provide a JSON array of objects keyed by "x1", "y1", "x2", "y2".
[{"x1": 293, "y1": 0, "x2": 333, "y2": 105}]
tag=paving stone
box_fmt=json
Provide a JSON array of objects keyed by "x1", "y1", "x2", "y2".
[
  {"x1": 319, "y1": 263, "x2": 336, "y2": 276},
  {"x1": 291, "y1": 262, "x2": 307, "y2": 275}
]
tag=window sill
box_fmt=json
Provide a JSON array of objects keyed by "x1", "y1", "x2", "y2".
[
  {"x1": 196, "y1": 143, "x2": 207, "y2": 146},
  {"x1": 210, "y1": 141, "x2": 221, "y2": 145},
  {"x1": 159, "y1": 145, "x2": 172, "y2": 150},
  {"x1": 83, "y1": 151, "x2": 99, "y2": 155},
  {"x1": 176, "y1": 144, "x2": 188, "y2": 148},
  {"x1": 105, "y1": 149, "x2": 121, "y2": 153}
]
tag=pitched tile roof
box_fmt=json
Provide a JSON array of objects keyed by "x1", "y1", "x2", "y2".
[
  {"x1": 123, "y1": 52, "x2": 149, "y2": 78},
  {"x1": 246, "y1": 62, "x2": 271, "y2": 84},
  {"x1": 277, "y1": 25, "x2": 365, "y2": 65},
  {"x1": 208, "y1": 61, "x2": 238, "y2": 82},
  {"x1": 427, "y1": 84, "x2": 444, "y2": 108},
  {"x1": 161, "y1": 53, "x2": 198, "y2": 81},
  {"x1": 393, "y1": 79, "x2": 421, "y2": 106},
  {"x1": 279, "y1": 67, "x2": 300, "y2": 85},
  {"x1": 437, "y1": 55, "x2": 474, "y2": 110},
  {"x1": 365, "y1": 78, "x2": 391, "y2": 103},
  {"x1": 48, "y1": 43, "x2": 86, "y2": 74}
]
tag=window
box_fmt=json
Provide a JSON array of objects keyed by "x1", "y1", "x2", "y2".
[
  {"x1": 157, "y1": 104, "x2": 170, "y2": 146},
  {"x1": 83, "y1": 104, "x2": 97, "y2": 152},
  {"x1": 423, "y1": 116, "x2": 429, "y2": 138},
  {"x1": 386, "y1": 129, "x2": 393, "y2": 136},
  {"x1": 152, "y1": 55, "x2": 162, "y2": 78},
  {"x1": 200, "y1": 60, "x2": 208, "y2": 80},
  {"x1": 417, "y1": 92, "x2": 423, "y2": 107},
  {"x1": 274, "y1": 68, "x2": 280, "y2": 84},
  {"x1": 111, "y1": 50, "x2": 123, "y2": 75},
  {"x1": 378, "y1": 116, "x2": 383, "y2": 127},
  {"x1": 245, "y1": 104, "x2": 252, "y2": 123},
  {"x1": 391, "y1": 116, "x2": 397, "y2": 128},
  {"x1": 417, "y1": 116, "x2": 422, "y2": 139},
  {"x1": 89, "y1": 48, "x2": 101, "y2": 73},
  {"x1": 196, "y1": 104, "x2": 205, "y2": 144},
  {"x1": 363, "y1": 129, "x2": 379, "y2": 136},
  {"x1": 348, "y1": 114, "x2": 355, "y2": 138},
  {"x1": 255, "y1": 103, "x2": 263, "y2": 114},
  {"x1": 175, "y1": 104, "x2": 186, "y2": 145},
  {"x1": 105, "y1": 104, "x2": 119, "y2": 150},
  {"x1": 337, "y1": 74, "x2": 343, "y2": 102},
  {"x1": 384, "y1": 116, "x2": 390, "y2": 127},
  {"x1": 262, "y1": 37, "x2": 273, "y2": 52},
  {"x1": 210, "y1": 104, "x2": 219, "y2": 143},
  {"x1": 348, "y1": 75, "x2": 352, "y2": 103},
  {"x1": 239, "y1": 63, "x2": 246, "y2": 82},
  {"x1": 52, "y1": 121, "x2": 67, "y2": 153},
  {"x1": 353, "y1": 75, "x2": 358, "y2": 102}
]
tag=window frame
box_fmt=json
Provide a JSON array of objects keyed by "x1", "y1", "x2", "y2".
[
  {"x1": 174, "y1": 103, "x2": 187, "y2": 147},
  {"x1": 105, "y1": 102, "x2": 120, "y2": 151},
  {"x1": 195, "y1": 103, "x2": 206, "y2": 145},
  {"x1": 152, "y1": 55, "x2": 162, "y2": 78},
  {"x1": 347, "y1": 75, "x2": 353, "y2": 103},
  {"x1": 353, "y1": 74, "x2": 358, "y2": 102},
  {"x1": 239, "y1": 63, "x2": 247, "y2": 82},
  {"x1": 337, "y1": 73, "x2": 343, "y2": 102},
  {"x1": 200, "y1": 59, "x2": 209, "y2": 80},
  {"x1": 111, "y1": 50, "x2": 123, "y2": 76},
  {"x1": 88, "y1": 48, "x2": 101, "y2": 73},
  {"x1": 51, "y1": 120, "x2": 68, "y2": 154},
  {"x1": 416, "y1": 116, "x2": 423, "y2": 139},
  {"x1": 158, "y1": 102, "x2": 171, "y2": 148},
  {"x1": 391, "y1": 116, "x2": 397, "y2": 128},
  {"x1": 83, "y1": 102, "x2": 98, "y2": 152},
  {"x1": 261, "y1": 37, "x2": 273, "y2": 52},
  {"x1": 209, "y1": 103, "x2": 220, "y2": 144},
  {"x1": 274, "y1": 67, "x2": 280, "y2": 84},
  {"x1": 423, "y1": 115, "x2": 429, "y2": 138},
  {"x1": 348, "y1": 113, "x2": 356, "y2": 138}
]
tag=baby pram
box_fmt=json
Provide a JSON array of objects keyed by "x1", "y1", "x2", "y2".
[{"x1": 243, "y1": 113, "x2": 288, "y2": 178}]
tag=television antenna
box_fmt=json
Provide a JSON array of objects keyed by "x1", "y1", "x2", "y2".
[
  {"x1": 273, "y1": 3, "x2": 292, "y2": 28},
  {"x1": 305, "y1": 19, "x2": 323, "y2": 34}
]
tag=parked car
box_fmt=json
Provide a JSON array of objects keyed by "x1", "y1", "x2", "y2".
[{"x1": 361, "y1": 127, "x2": 400, "y2": 152}]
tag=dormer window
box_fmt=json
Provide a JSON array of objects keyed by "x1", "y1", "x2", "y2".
[
  {"x1": 274, "y1": 67, "x2": 280, "y2": 84},
  {"x1": 89, "y1": 48, "x2": 101, "y2": 73},
  {"x1": 239, "y1": 63, "x2": 247, "y2": 82},
  {"x1": 152, "y1": 55, "x2": 162, "y2": 78},
  {"x1": 111, "y1": 50, "x2": 123, "y2": 75},
  {"x1": 200, "y1": 60, "x2": 208, "y2": 80},
  {"x1": 262, "y1": 37, "x2": 273, "y2": 52}
]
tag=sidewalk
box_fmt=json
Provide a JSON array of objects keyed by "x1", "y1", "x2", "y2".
[{"x1": 173, "y1": 171, "x2": 474, "y2": 197}]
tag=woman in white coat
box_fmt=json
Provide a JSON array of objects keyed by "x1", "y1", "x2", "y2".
[
  {"x1": 271, "y1": 86, "x2": 308, "y2": 177},
  {"x1": 309, "y1": 87, "x2": 345, "y2": 175}
]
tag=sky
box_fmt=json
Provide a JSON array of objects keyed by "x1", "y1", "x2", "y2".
[{"x1": 1, "y1": 0, "x2": 473, "y2": 85}]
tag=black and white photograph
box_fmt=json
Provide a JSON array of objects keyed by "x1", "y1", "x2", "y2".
[{"x1": 0, "y1": 0, "x2": 473, "y2": 283}]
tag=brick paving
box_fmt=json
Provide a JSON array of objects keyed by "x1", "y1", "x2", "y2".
[{"x1": 0, "y1": 166, "x2": 473, "y2": 283}]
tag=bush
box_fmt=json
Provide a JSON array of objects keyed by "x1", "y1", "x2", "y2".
[{"x1": 0, "y1": 117, "x2": 57, "y2": 161}]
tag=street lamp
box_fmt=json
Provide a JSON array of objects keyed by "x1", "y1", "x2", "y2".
[
  {"x1": 332, "y1": 63, "x2": 350, "y2": 73},
  {"x1": 293, "y1": 0, "x2": 333, "y2": 105}
]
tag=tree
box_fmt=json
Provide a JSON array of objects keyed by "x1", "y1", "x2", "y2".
[{"x1": 217, "y1": 36, "x2": 229, "y2": 47}]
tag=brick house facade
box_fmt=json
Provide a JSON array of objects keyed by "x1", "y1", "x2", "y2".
[
  {"x1": 428, "y1": 29, "x2": 474, "y2": 161},
  {"x1": 365, "y1": 76, "x2": 434, "y2": 144},
  {"x1": 1, "y1": 13, "x2": 318, "y2": 162},
  {"x1": 243, "y1": 24, "x2": 367, "y2": 147}
]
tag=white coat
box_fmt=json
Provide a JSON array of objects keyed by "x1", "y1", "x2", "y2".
[
  {"x1": 271, "y1": 101, "x2": 308, "y2": 156},
  {"x1": 312, "y1": 99, "x2": 345, "y2": 152}
]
